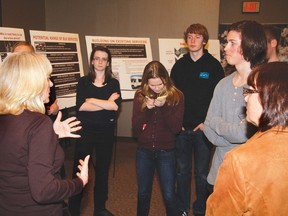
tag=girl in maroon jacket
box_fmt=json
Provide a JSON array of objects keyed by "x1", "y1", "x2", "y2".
[{"x1": 132, "y1": 61, "x2": 184, "y2": 216}]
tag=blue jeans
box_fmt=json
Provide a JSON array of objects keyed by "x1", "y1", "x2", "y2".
[
  {"x1": 175, "y1": 129, "x2": 213, "y2": 214},
  {"x1": 136, "y1": 148, "x2": 178, "y2": 216}
]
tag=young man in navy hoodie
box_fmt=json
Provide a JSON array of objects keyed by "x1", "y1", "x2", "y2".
[{"x1": 170, "y1": 23, "x2": 224, "y2": 216}]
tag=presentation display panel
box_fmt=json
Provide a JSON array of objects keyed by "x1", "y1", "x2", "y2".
[
  {"x1": 0, "y1": 27, "x2": 25, "y2": 64},
  {"x1": 30, "y1": 30, "x2": 84, "y2": 109},
  {"x1": 85, "y1": 36, "x2": 152, "y2": 100}
]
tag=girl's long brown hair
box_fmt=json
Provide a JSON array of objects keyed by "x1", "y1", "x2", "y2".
[{"x1": 136, "y1": 61, "x2": 183, "y2": 111}]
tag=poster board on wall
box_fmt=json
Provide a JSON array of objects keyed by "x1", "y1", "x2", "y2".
[
  {"x1": 158, "y1": 38, "x2": 221, "y2": 74},
  {"x1": 85, "y1": 36, "x2": 153, "y2": 100},
  {"x1": 0, "y1": 27, "x2": 26, "y2": 64},
  {"x1": 30, "y1": 30, "x2": 84, "y2": 109}
]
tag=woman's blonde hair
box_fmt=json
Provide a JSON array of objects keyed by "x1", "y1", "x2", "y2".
[{"x1": 0, "y1": 52, "x2": 52, "y2": 115}]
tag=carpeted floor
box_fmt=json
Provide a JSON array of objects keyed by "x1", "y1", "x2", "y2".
[{"x1": 63, "y1": 138, "x2": 195, "y2": 216}]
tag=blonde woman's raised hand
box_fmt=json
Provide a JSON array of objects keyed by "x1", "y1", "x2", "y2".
[
  {"x1": 53, "y1": 111, "x2": 82, "y2": 138},
  {"x1": 76, "y1": 155, "x2": 90, "y2": 186}
]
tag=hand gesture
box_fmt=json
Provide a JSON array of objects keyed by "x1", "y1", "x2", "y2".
[
  {"x1": 76, "y1": 155, "x2": 90, "y2": 186},
  {"x1": 53, "y1": 111, "x2": 82, "y2": 138}
]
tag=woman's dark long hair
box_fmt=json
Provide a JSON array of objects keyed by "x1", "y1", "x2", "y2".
[
  {"x1": 88, "y1": 46, "x2": 113, "y2": 84},
  {"x1": 247, "y1": 62, "x2": 288, "y2": 132}
]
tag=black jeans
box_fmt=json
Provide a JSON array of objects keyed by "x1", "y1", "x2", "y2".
[
  {"x1": 175, "y1": 129, "x2": 213, "y2": 215},
  {"x1": 69, "y1": 126, "x2": 115, "y2": 216}
]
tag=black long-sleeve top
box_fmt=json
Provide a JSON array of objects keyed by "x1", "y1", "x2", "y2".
[{"x1": 76, "y1": 76, "x2": 122, "y2": 129}]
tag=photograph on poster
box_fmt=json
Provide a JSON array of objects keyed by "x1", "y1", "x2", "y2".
[
  {"x1": 158, "y1": 38, "x2": 188, "y2": 74},
  {"x1": 130, "y1": 74, "x2": 142, "y2": 89},
  {"x1": 279, "y1": 26, "x2": 288, "y2": 61}
]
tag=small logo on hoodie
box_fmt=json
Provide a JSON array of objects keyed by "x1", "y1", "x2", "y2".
[{"x1": 199, "y1": 71, "x2": 209, "y2": 79}]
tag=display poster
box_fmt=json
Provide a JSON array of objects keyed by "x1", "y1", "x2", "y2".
[
  {"x1": 30, "y1": 30, "x2": 84, "y2": 109},
  {"x1": 0, "y1": 27, "x2": 25, "y2": 64},
  {"x1": 158, "y1": 38, "x2": 221, "y2": 74},
  {"x1": 85, "y1": 36, "x2": 153, "y2": 100}
]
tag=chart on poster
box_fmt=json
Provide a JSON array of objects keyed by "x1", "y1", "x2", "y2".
[{"x1": 30, "y1": 30, "x2": 84, "y2": 109}]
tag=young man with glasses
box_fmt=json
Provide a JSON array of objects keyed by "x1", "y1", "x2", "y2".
[
  {"x1": 203, "y1": 20, "x2": 267, "y2": 197},
  {"x1": 170, "y1": 23, "x2": 224, "y2": 216}
]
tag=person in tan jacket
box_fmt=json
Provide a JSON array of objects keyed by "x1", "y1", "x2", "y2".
[{"x1": 206, "y1": 62, "x2": 288, "y2": 215}]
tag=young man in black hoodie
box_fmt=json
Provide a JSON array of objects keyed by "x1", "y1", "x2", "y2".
[{"x1": 170, "y1": 23, "x2": 224, "y2": 216}]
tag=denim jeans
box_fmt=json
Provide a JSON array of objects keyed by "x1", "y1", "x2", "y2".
[
  {"x1": 136, "y1": 148, "x2": 178, "y2": 216},
  {"x1": 175, "y1": 129, "x2": 213, "y2": 214}
]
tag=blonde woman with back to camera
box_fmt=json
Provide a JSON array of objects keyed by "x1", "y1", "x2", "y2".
[{"x1": 0, "y1": 52, "x2": 90, "y2": 216}]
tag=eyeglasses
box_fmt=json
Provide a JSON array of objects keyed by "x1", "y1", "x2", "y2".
[{"x1": 243, "y1": 87, "x2": 258, "y2": 96}]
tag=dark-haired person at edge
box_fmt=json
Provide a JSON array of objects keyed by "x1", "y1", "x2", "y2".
[
  {"x1": 264, "y1": 25, "x2": 281, "y2": 62},
  {"x1": 69, "y1": 46, "x2": 122, "y2": 216},
  {"x1": 44, "y1": 76, "x2": 59, "y2": 121},
  {"x1": 206, "y1": 62, "x2": 288, "y2": 215},
  {"x1": 203, "y1": 20, "x2": 267, "y2": 194},
  {"x1": 0, "y1": 52, "x2": 89, "y2": 216},
  {"x1": 170, "y1": 23, "x2": 224, "y2": 216},
  {"x1": 132, "y1": 61, "x2": 184, "y2": 216}
]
